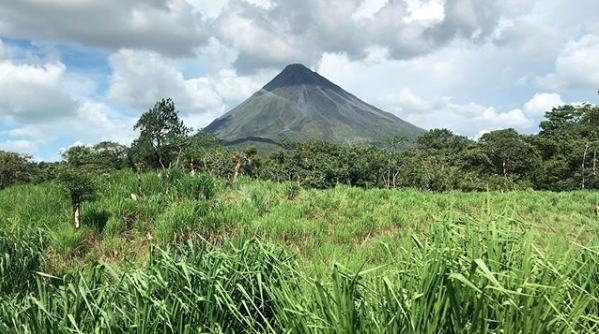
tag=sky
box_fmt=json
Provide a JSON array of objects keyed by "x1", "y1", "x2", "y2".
[{"x1": 0, "y1": 0, "x2": 598, "y2": 161}]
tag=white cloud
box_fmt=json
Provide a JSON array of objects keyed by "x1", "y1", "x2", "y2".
[
  {"x1": 523, "y1": 93, "x2": 565, "y2": 116},
  {"x1": 380, "y1": 88, "x2": 538, "y2": 136},
  {"x1": 0, "y1": 0, "x2": 212, "y2": 57},
  {"x1": 107, "y1": 49, "x2": 224, "y2": 114},
  {"x1": 7, "y1": 101, "x2": 136, "y2": 145},
  {"x1": 0, "y1": 139, "x2": 38, "y2": 153},
  {"x1": 471, "y1": 129, "x2": 496, "y2": 141},
  {"x1": 0, "y1": 54, "x2": 136, "y2": 159},
  {"x1": 353, "y1": 0, "x2": 388, "y2": 20},
  {"x1": 106, "y1": 49, "x2": 272, "y2": 129},
  {"x1": 211, "y1": 0, "x2": 536, "y2": 71},
  {"x1": 186, "y1": 0, "x2": 229, "y2": 18},
  {"x1": 404, "y1": 0, "x2": 445, "y2": 24},
  {"x1": 538, "y1": 34, "x2": 599, "y2": 90},
  {"x1": 0, "y1": 59, "x2": 77, "y2": 124}
]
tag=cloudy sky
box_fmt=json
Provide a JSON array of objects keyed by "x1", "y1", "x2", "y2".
[{"x1": 1, "y1": 0, "x2": 598, "y2": 161}]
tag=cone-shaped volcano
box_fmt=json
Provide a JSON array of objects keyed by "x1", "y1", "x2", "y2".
[{"x1": 204, "y1": 64, "x2": 426, "y2": 148}]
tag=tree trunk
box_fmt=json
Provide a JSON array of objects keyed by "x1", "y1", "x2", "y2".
[
  {"x1": 582, "y1": 142, "x2": 589, "y2": 189},
  {"x1": 135, "y1": 163, "x2": 143, "y2": 196},
  {"x1": 593, "y1": 146, "x2": 598, "y2": 176},
  {"x1": 229, "y1": 155, "x2": 243, "y2": 185},
  {"x1": 73, "y1": 202, "x2": 81, "y2": 230}
]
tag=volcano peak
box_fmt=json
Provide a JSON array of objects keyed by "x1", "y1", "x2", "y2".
[
  {"x1": 204, "y1": 64, "x2": 426, "y2": 150},
  {"x1": 262, "y1": 63, "x2": 340, "y2": 92}
]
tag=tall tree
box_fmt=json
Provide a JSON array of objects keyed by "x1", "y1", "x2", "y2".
[
  {"x1": 384, "y1": 136, "x2": 405, "y2": 188},
  {"x1": 479, "y1": 129, "x2": 541, "y2": 184},
  {"x1": 535, "y1": 104, "x2": 599, "y2": 190},
  {"x1": 131, "y1": 99, "x2": 191, "y2": 169}
]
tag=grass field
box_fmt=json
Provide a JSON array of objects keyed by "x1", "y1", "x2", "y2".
[{"x1": 1, "y1": 171, "x2": 598, "y2": 333}]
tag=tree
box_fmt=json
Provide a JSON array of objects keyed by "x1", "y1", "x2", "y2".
[
  {"x1": 91, "y1": 142, "x2": 129, "y2": 170},
  {"x1": 534, "y1": 104, "x2": 599, "y2": 190},
  {"x1": 181, "y1": 134, "x2": 234, "y2": 178},
  {"x1": 290, "y1": 141, "x2": 351, "y2": 189},
  {"x1": 61, "y1": 145, "x2": 93, "y2": 168},
  {"x1": 61, "y1": 142, "x2": 128, "y2": 171},
  {"x1": 57, "y1": 167, "x2": 95, "y2": 230},
  {"x1": 0, "y1": 151, "x2": 38, "y2": 190},
  {"x1": 384, "y1": 136, "x2": 405, "y2": 188},
  {"x1": 131, "y1": 99, "x2": 191, "y2": 169},
  {"x1": 241, "y1": 146, "x2": 262, "y2": 179},
  {"x1": 396, "y1": 130, "x2": 472, "y2": 191},
  {"x1": 479, "y1": 129, "x2": 541, "y2": 186}
]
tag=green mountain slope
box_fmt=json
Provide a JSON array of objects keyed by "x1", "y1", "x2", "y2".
[{"x1": 204, "y1": 64, "x2": 426, "y2": 148}]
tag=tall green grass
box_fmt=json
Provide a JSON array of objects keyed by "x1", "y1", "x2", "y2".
[
  {"x1": 0, "y1": 220, "x2": 597, "y2": 333},
  {"x1": 0, "y1": 170, "x2": 598, "y2": 332}
]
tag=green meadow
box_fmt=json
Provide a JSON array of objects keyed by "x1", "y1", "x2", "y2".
[{"x1": 1, "y1": 170, "x2": 598, "y2": 333}]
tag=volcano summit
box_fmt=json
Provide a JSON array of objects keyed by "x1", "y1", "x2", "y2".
[{"x1": 204, "y1": 64, "x2": 426, "y2": 148}]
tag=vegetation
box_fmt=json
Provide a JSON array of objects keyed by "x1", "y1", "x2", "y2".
[
  {"x1": 0, "y1": 151, "x2": 37, "y2": 190},
  {"x1": 56, "y1": 167, "x2": 95, "y2": 230},
  {"x1": 5, "y1": 101, "x2": 599, "y2": 193},
  {"x1": 1, "y1": 99, "x2": 598, "y2": 332},
  {"x1": 0, "y1": 170, "x2": 598, "y2": 332}
]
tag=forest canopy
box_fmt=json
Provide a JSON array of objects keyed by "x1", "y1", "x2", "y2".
[{"x1": 2, "y1": 100, "x2": 598, "y2": 192}]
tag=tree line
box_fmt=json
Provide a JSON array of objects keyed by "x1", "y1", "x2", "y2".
[{"x1": 2, "y1": 98, "x2": 599, "y2": 193}]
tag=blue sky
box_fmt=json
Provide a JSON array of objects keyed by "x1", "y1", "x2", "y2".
[{"x1": 1, "y1": 0, "x2": 598, "y2": 161}]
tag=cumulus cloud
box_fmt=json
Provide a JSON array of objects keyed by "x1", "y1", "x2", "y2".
[
  {"x1": 523, "y1": 93, "x2": 565, "y2": 116},
  {"x1": 106, "y1": 49, "x2": 274, "y2": 129},
  {"x1": 0, "y1": 0, "x2": 540, "y2": 72},
  {"x1": 538, "y1": 33, "x2": 599, "y2": 91},
  {"x1": 381, "y1": 88, "x2": 540, "y2": 136},
  {"x1": 107, "y1": 50, "x2": 224, "y2": 113},
  {"x1": 0, "y1": 0, "x2": 213, "y2": 57},
  {"x1": 212, "y1": 0, "x2": 537, "y2": 71},
  {"x1": 7, "y1": 100, "x2": 136, "y2": 150},
  {"x1": 0, "y1": 59, "x2": 77, "y2": 124},
  {"x1": 0, "y1": 54, "x2": 136, "y2": 158},
  {"x1": 0, "y1": 139, "x2": 38, "y2": 154}
]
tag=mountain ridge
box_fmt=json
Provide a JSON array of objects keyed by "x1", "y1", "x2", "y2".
[{"x1": 204, "y1": 64, "x2": 426, "y2": 149}]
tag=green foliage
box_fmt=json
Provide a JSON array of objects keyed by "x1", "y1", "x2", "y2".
[
  {"x1": 181, "y1": 133, "x2": 235, "y2": 178},
  {"x1": 284, "y1": 182, "x2": 301, "y2": 200},
  {"x1": 1, "y1": 169, "x2": 599, "y2": 332},
  {"x1": 155, "y1": 201, "x2": 206, "y2": 243},
  {"x1": 61, "y1": 142, "x2": 128, "y2": 171},
  {"x1": 0, "y1": 151, "x2": 38, "y2": 190},
  {"x1": 0, "y1": 223, "x2": 597, "y2": 333},
  {"x1": 2, "y1": 101, "x2": 599, "y2": 193},
  {"x1": 56, "y1": 167, "x2": 95, "y2": 204},
  {"x1": 536, "y1": 104, "x2": 599, "y2": 190},
  {"x1": 241, "y1": 146, "x2": 262, "y2": 178},
  {"x1": 479, "y1": 129, "x2": 541, "y2": 181},
  {"x1": 0, "y1": 229, "x2": 47, "y2": 296},
  {"x1": 131, "y1": 98, "x2": 191, "y2": 169}
]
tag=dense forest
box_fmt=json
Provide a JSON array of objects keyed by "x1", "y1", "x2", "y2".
[{"x1": 2, "y1": 98, "x2": 598, "y2": 193}]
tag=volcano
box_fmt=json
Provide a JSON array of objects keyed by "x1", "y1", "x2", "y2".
[{"x1": 204, "y1": 64, "x2": 426, "y2": 149}]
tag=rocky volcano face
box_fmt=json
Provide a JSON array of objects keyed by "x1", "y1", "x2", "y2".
[{"x1": 204, "y1": 64, "x2": 426, "y2": 148}]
